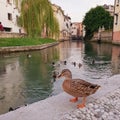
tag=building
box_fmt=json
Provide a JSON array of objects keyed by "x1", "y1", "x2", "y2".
[
  {"x1": 71, "y1": 22, "x2": 83, "y2": 40},
  {"x1": 103, "y1": 4, "x2": 114, "y2": 16},
  {"x1": 113, "y1": 0, "x2": 120, "y2": 44},
  {"x1": 0, "y1": 1, "x2": 72, "y2": 39},
  {"x1": 0, "y1": 0, "x2": 23, "y2": 33},
  {"x1": 52, "y1": 4, "x2": 72, "y2": 40}
]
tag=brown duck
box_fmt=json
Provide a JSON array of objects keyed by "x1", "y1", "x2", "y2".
[{"x1": 58, "y1": 69, "x2": 101, "y2": 108}]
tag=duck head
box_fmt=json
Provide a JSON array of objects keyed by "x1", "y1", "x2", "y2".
[{"x1": 58, "y1": 69, "x2": 72, "y2": 79}]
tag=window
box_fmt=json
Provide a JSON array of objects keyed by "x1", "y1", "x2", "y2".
[
  {"x1": 16, "y1": 15, "x2": 19, "y2": 25},
  {"x1": 7, "y1": 0, "x2": 10, "y2": 3},
  {"x1": 8, "y1": 13, "x2": 12, "y2": 21},
  {"x1": 66, "y1": 23, "x2": 68, "y2": 28},
  {"x1": 115, "y1": 14, "x2": 118, "y2": 25},
  {"x1": 4, "y1": 27, "x2": 11, "y2": 32},
  {"x1": 7, "y1": 0, "x2": 12, "y2": 4}
]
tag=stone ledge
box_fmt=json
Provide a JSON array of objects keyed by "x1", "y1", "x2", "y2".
[
  {"x1": 112, "y1": 41, "x2": 120, "y2": 45},
  {"x1": 0, "y1": 42, "x2": 59, "y2": 53}
]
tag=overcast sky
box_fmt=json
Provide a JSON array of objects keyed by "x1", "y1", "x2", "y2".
[{"x1": 50, "y1": 0, "x2": 114, "y2": 22}]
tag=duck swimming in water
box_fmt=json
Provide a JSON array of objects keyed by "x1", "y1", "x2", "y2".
[{"x1": 58, "y1": 69, "x2": 100, "y2": 108}]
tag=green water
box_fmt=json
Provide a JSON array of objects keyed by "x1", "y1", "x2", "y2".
[{"x1": 0, "y1": 41, "x2": 120, "y2": 114}]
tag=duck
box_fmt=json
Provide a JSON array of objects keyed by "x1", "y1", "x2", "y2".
[
  {"x1": 78, "y1": 63, "x2": 82, "y2": 68},
  {"x1": 57, "y1": 69, "x2": 101, "y2": 108},
  {"x1": 63, "y1": 60, "x2": 67, "y2": 65},
  {"x1": 91, "y1": 59, "x2": 95, "y2": 64},
  {"x1": 72, "y1": 62, "x2": 76, "y2": 66},
  {"x1": 52, "y1": 62, "x2": 55, "y2": 65},
  {"x1": 27, "y1": 54, "x2": 31, "y2": 58}
]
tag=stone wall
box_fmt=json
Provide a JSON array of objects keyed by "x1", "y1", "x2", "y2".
[
  {"x1": 0, "y1": 32, "x2": 26, "y2": 38},
  {"x1": 112, "y1": 31, "x2": 120, "y2": 45},
  {"x1": 0, "y1": 42, "x2": 59, "y2": 54},
  {"x1": 92, "y1": 30, "x2": 113, "y2": 43}
]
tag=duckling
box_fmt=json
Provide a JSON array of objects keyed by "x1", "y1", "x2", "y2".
[{"x1": 57, "y1": 69, "x2": 100, "y2": 108}]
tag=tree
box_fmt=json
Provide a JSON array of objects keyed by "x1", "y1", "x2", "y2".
[
  {"x1": 18, "y1": 0, "x2": 59, "y2": 38},
  {"x1": 82, "y1": 6, "x2": 113, "y2": 40}
]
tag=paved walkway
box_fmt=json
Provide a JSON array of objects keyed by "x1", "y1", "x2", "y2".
[
  {"x1": 61, "y1": 88, "x2": 120, "y2": 120},
  {"x1": 0, "y1": 74, "x2": 120, "y2": 120}
]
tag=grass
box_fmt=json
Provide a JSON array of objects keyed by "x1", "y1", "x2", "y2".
[{"x1": 0, "y1": 37, "x2": 57, "y2": 47}]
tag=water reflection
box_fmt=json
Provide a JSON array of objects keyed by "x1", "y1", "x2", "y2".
[
  {"x1": 82, "y1": 43, "x2": 112, "y2": 80},
  {"x1": 0, "y1": 47, "x2": 59, "y2": 114},
  {"x1": 0, "y1": 41, "x2": 120, "y2": 114},
  {"x1": 0, "y1": 58, "x2": 25, "y2": 114},
  {"x1": 111, "y1": 45, "x2": 120, "y2": 74}
]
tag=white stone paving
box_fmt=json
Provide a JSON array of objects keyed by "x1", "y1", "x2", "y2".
[{"x1": 60, "y1": 88, "x2": 120, "y2": 120}]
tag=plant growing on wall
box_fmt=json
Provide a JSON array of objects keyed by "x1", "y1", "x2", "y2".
[{"x1": 15, "y1": 0, "x2": 59, "y2": 38}]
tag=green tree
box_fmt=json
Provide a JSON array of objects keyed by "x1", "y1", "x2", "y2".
[
  {"x1": 18, "y1": 0, "x2": 59, "y2": 38},
  {"x1": 83, "y1": 6, "x2": 113, "y2": 40}
]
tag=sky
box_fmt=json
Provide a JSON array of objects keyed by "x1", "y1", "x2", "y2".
[{"x1": 50, "y1": 0, "x2": 114, "y2": 22}]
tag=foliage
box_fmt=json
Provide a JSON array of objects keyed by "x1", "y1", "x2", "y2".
[
  {"x1": 19, "y1": 0, "x2": 59, "y2": 38},
  {"x1": 82, "y1": 6, "x2": 114, "y2": 40},
  {"x1": 0, "y1": 38, "x2": 56, "y2": 47}
]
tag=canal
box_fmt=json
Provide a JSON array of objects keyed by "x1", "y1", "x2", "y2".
[{"x1": 0, "y1": 41, "x2": 120, "y2": 114}]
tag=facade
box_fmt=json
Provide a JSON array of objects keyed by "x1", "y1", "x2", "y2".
[
  {"x1": 113, "y1": 0, "x2": 120, "y2": 44},
  {"x1": 0, "y1": 1, "x2": 72, "y2": 39},
  {"x1": 0, "y1": 0, "x2": 23, "y2": 33},
  {"x1": 103, "y1": 4, "x2": 114, "y2": 16},
  {"x1": 52, "y1": 4, "x2": 72, "y2": 40},
  {"x1": 71, "y1": 22, "x2": 83, "y2": 40}
]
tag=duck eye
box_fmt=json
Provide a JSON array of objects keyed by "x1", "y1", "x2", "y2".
[{"x1": 61, "y1": 73, "x2": 64, "y2": 76}]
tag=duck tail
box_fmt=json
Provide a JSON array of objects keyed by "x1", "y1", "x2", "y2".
[{"x1": 96, "y1": 85, "x2": 101, "y2": 90}]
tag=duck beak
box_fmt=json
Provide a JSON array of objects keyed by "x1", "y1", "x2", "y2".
[
  {"x1": 98, "y1": 85, "x2": 101, "y2": 89},
  {"x1": 57, "y1": 72, "x2": 64, "y2": 78},
  {"x1": 57, "y1": 74, "x2": 62, "y2": 78}
]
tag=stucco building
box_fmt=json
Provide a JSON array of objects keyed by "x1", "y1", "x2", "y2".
[
  {"x1": 103, "y1": 4, "x2": 114, "y2": 16},
  {"x1": 0, "y1": 1, "x2": 71, "y2": 39},
  {"x1": 71, "y1": 22, "x2": 83, "y2": 40},
  {"x1": 0, "y1": 0, "x2": 23, "y2": 33},
  {"x1": 113, "y1": 0, "x2": 120, "y2": 44},
  {"x1": 52, "y1": 4, "x2": 72, "y2": 40}
]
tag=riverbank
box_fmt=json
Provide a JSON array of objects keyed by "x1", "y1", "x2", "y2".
[
  {"x1": 0, "y1": 42, "x2": 59, "y2": 53},
  {"x1": 0, "y1": 74, "x2": 120, "y2": 120},
  {"x1": 0, "y1": 38, "x2": 62, "y2": 53},
  {"x1": 91, "y1": 30, "x2": 112, "y2": 43},
  {"x1": 0, "y1": 38, "x2": 57, "y2": 47}
]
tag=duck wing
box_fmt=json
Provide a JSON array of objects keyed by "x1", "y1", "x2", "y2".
[{"x1": 63, "y1": 79, "x2": 100, "y2": 97}]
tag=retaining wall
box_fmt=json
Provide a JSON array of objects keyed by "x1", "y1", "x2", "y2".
[
  {"x1": 92, "y1": 30, "x2": 112, "y2": 43},
  {"x1": 0, "y1": 32, "x2": 26, "y2": 38},
  {"x1": 0, "y1": 42, "x2": 59, "y2": 54}
]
